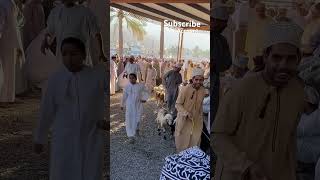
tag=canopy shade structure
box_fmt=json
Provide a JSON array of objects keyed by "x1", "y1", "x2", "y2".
[{"x1": 110, "y1": 0, "x2": 210, "y2": 31}]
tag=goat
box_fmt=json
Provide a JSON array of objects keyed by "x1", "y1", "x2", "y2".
[
  {"x1": 155, "y1": 92, "x2": 165, "y2": 107},
  {"x1": 155, "y1": 108, "x2": 173, "y2": 140}
]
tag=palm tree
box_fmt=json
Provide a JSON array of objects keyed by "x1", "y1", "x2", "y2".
[{"x1": 110, "y1": 8, "x2": 147, "y2": 57}]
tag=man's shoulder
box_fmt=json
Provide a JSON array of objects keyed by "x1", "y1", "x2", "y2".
[{"x1": 228, "y1": 73, "x2": 262, "y2": 95}]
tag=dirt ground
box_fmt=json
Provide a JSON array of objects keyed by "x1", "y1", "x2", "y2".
[
  {"x1": 110, "y1": 92, "x2": 175, "y2": 180},
  {"x1": 0, "y1": 92, "x2": 109, "y2": 180}
]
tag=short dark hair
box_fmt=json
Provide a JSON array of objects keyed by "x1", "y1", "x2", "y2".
[
  {"x1": 129, "y1": 73, "x2": 137, "y2": 79},
  {"x1": 61, "y1": 37, "x2": 86, "y2": 55}
]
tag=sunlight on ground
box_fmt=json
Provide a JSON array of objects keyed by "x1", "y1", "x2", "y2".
[
  {"x1": 110, "y1": 113, "x2": 118, "y2": 118},
  {"x1": 110, "y1": 122, "x2": 125, "y2": 134},
  {"x1": 110, "y1": 103, "x2": 120, "y2": 107}
]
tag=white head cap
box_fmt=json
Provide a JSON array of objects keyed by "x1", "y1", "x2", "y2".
[
  {"x1": 304, "y1": 85, "x2": 320, "y2": 105},
  {"x1": 192, "y1": 68, "x2": 205, "y2": 78},
  {"x1": 262, "y1": 22, "x2": 303, "y2": 51},
  {"x1": 211, "y1": 5, "x2": 230, "y2": 21}
]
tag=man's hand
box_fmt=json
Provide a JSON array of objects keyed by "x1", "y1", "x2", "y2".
[{"x1": 33, "y1": 143, "x2": 44, "y2": 154}]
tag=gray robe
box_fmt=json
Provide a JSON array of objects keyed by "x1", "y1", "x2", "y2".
[{"x1": 163, "y1": 70, "x2": 182, "y2": 115}]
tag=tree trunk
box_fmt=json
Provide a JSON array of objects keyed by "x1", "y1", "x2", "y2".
[{"x1": 177, "y1": 32, "x2": 181, "y2": 61}]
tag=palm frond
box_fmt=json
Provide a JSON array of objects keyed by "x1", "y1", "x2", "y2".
[{"x1": 124, "y1": 16, "x2": 147, "y2": 41}]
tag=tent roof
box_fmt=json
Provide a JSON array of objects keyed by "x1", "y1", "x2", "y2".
[{"x1": 110, "y1": 0, "x2": 210, "y2": 31}]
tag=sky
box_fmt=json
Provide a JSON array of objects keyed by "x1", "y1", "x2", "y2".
[{"x1": 143, "y1": 22, "x2": 210, "y2": 51}]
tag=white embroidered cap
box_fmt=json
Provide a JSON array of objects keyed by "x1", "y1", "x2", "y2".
[{"x1": 192, "y1": 68, "x2": 205, "y2": 78}]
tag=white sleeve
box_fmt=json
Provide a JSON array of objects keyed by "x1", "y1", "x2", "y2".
[
  {"x1": 141, "y1": 84, "x2": 150, "y2": 101},
  {"x1": 121, "y1": 86, "x2": 128, "y2": 107},
  {"x1": 33, "y1": 78, "x2": 56, "y2": 144},
  {"x1": 203, "y1": 97, "x2": 210, "y2": 113}
]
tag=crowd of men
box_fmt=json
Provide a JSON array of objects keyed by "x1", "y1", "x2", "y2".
[
  {"x1": 110, "y1": 55, "x2": 210, "y2": 94},
  {"x1": 110, "y1": 54, "x2": 211, "y2": 151},
  {"x1": 0, "y1": 0, "x2": 107, "y2": 105},
  {"x1": 1, "y1": 0, "x2": 109, "y2": 179},
  {"x1": 212, "y1": 0, "x2": 320, "y2": 180},
  {"x1": 2, "y1": 0, "x2": 320, "y2": 179}
]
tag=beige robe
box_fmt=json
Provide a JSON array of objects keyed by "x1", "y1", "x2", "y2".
[
  {"x1": 175, "y1": 85, "x2": 206, "y2": 153},
  {"x1": 0, "y1": 0, "x2": 25, "y2": 102},
  {"x1": 245, "y1": 13, "x2": 273, "y2": 69},
  {"x1": 138, "y1": 60, "x2": 147, "y2": 81},
  {"x1": 186, "y1": 66, "x2": 193, "y2": 81},
  {"x1": 145, "y1": 67, "x2": 156, "y2": 92},
  {"x1": 212, "y1": 73, "x2": 305, "y2": 180}
]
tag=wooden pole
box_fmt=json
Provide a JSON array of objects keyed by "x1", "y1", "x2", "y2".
[
  {"x1": 177, "y1": 31, "x2": 181, "y2": 61},
  {"x1": 179, "y1": 30, "x2": 184, "y2": 61},
  {"x1": 160, "y1": 21, "x2": 164, "y2": 59}
]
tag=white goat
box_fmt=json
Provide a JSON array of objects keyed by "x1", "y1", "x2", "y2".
[{"x1": 155, "y1": 108, "x2": 173, "y2": 140}]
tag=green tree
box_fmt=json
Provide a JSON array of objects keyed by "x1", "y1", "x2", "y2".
[{"x1": 110, "y1": 8, "x2": 147, "y2": 57}]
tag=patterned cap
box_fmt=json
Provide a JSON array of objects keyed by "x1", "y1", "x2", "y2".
[
  {"x1": 192, "y1": 68, "x2": 205, "y2": 78},
  {"x1": 262, "y1": 21, "x2": 304, "y2": 50},
  {"x1": 160, "y1": 147, "x2": 210, "y2": 180}
]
